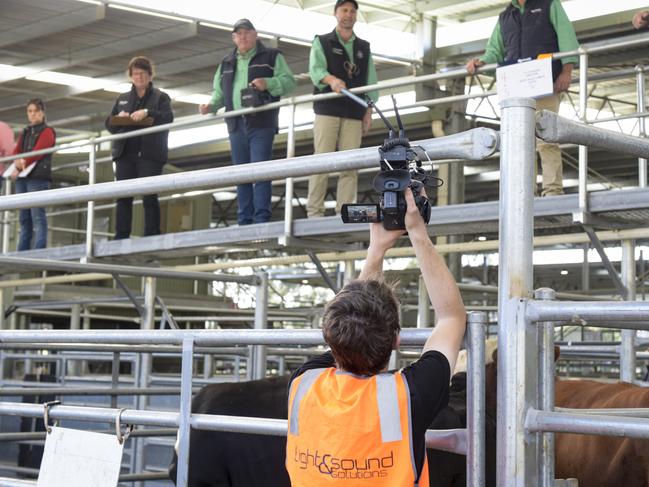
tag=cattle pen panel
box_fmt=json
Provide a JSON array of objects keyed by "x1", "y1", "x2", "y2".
[
  {"x1": 499, "y1": 99, "x2": 649, "y2": 487},
  {"x1": 0, "y1": 316, "x2": 487, "y2": 487}
]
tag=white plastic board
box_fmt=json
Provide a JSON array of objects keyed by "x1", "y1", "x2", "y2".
[
  {"x1": 37, "y1": 426, "x2": 124, "y2": 487},
  {"x1": 496, "y1": 57, "x2": 554, "y2": 103}
]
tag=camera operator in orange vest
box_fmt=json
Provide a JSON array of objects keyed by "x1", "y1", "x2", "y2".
[{"x1": 286, "y1": 189, "x2": 466, "y2": 486}]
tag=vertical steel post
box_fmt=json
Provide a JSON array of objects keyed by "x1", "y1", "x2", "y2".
[
  {"x1": 69, "y1": 304, "x2": 81, "y2": 376},
  {"x1": 84, "y1": 139, "x2": 97, "y2": 260},
  {"x1": 253, "y1": 272, "x2": 268, "y2": 380},
  {"x1": 0, "y1": 180, "x2": 12, "y2": 328},
  {"x1": 467, "y1": 311, "x2": 486, "y2": 487},
  {"x1": 0, "y1": 182, "x2": 8, "y2": 328},
  {"x1": 176, "y1": 336, "x2": 194, "y2": 487},
  {"x1": 535, "y1": 287, "x2": 557, "y2": 487},
  {"x1": 2, "y1": 180, "x2": 12, "y2": 254},
  {"x1": 110, "y1": 351, "x2": 120, "y2": 409},
  {"x1": 578, "y1": 49, "x2": 589, "y2": 217},
  {"x1": 135, "y1": 276, "x2": 156, "y2": 483},
  {"x1": 417, "y1": 275, "x2": 431, "y2": 328},
  {"x1": 497, "y1": 98, "x2": 537, "y2": 487},
  {"x1": 283, "y1": 103, "x2": 297, "y2": 241},
  {"x1": 621, "y1": 240, "x2": 637, "y2": 382},
  {"x1": 581, "y1": 243, "x2": 590, "y2": 291},
  {"x1": 344, "y1": 259, "x2": 356, "y2": 284},
  {"x1": 636, "y1": 65, "x2": 647, "y2": 188}
]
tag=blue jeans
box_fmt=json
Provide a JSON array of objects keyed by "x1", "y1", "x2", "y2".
[
  {"x1": 14, "y1": 178, "x2": 50, "y2": 251},
  {"x1": 228, "y1": 126, "x2": 275, "y2": 225}
]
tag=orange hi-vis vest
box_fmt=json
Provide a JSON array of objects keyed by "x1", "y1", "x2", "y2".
[{"x1": 286, "y1": 367, "x2": 429, "y2": 487}]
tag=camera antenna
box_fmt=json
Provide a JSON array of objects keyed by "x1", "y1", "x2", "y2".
[
  {"x1": 391, "y1": 95, "x2": 405, "y2": 137},
  {"x1": 340, "y1": 89, "x2": 397, "y2": 135}
]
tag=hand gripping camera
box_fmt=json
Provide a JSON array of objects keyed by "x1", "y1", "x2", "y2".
[{"x1": 340, "y1": 91, "x2": 442, "y2": 231}]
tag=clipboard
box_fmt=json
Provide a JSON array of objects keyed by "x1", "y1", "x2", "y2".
[
  {"x1": 2, "y1": 161, "x2": 35, "y2": 179},
  {"x1": 109, "y1": 116, "x2": 154, "y2": 127}
]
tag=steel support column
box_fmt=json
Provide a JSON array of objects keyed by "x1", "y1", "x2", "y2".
[
  {"x1": 497, "y1": 97, "x2": 537, "y2": 487},
  {"x1": 417, "y1": 275, "x2": 431, "y2": 328},
  {"x1": 466, "y1": 312, "x2": 486, "y2": 487},
  {"x1": 84, "y1": 139, "x2": 96, "y2": 260},
  {"x1": 578, "y1": 49, "x2": 589, "y2": 219},
  {"x1": 621, "y1": 240, "x2": 637, "y2": 382},
  {"x1": 535, "y1": 288, "x2": 557, "y2": 487},
  {"x1": 252, "y1": 272, "x2": 268, "y2": 380},
  {"x1": 637, "y1": 65, "x2": 647, "y2": 188}
]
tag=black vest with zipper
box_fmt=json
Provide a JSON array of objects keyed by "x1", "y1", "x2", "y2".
[
  {"x1": 20, "y1": 122, "x2": 54, "y2": 180},
  {"x1": 499, "y1": 0, "x2": 563, "y2": 81},
  {"x1": 312, "y1": 29, "x2": 370, "y2": 120},
  {"x1": 220, "y1": 41, "x2": 280, "y2": 132}
]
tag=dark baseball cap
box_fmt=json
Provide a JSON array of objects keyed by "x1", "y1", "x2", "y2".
[
  {"x1": 232, "y1": 18, "x2": 255, "y2": 32},
  {"x1": 335, "y1": 0, "x2": 359, "y2": 10}
]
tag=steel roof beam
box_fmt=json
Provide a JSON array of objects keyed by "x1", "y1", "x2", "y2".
[
  {"x1": 0, "y1": 3, "x2": 106, "y2": 48},
  {"x1": 0, "y1": 21, "x2": 198, "y2": 85}
]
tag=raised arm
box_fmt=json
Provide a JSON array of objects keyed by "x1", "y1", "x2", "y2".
[
  {"x1": 358, "y1": 222, "x2": 403, "y2": 281},
  {"x1": 403, "y1": 189, "x2": 466, "y2": 372}
]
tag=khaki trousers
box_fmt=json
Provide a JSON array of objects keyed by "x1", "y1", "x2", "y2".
[
  {"x1": 307, "y1": 114, "x2": 363, "y2": 217},
  {"x1": 536, "y1": 93, "x2": 563, "y2": 196}
]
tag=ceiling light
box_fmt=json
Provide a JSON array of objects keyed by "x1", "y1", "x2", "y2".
[
  {"x1": 200, "y1": 21, "x2": 233, "y2": 32},
  {"x1": 27, "y1": 71, "x2": 107, "y2": 91},
  {"x1": 560, "y1": 270, "x2": 569, "y2": 275},
  {"x1": 108, "y1": 3, "x2": 193, "y2": 22},
  {"x1": 279, "y1": 37, "x2": 312, "y2": 47}
]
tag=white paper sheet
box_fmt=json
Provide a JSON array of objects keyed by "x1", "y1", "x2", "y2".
[
  {"x1": 497, "y1": 57, "x2": 554, "y2": 103},
  {"x1": 37, "y1": 427, "x2": 124, "y2": 487}
]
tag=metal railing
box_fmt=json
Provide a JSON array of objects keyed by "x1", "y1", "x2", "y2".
[
  {"x1": 0, "y1": 316, "x2": 487, "y2": 487},
  {"x1": 498, "y1": 97, "x2": 649, "y2": 486},
  {"x1": 1, "y1": 33, "x2": 649, "y2": 258}
]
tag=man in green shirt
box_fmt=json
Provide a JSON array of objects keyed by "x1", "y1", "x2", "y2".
[
  {"x1": 199, "y1": 19, "x2": 296, "y2": 225},
  {"x1": 307, "y1": 0, "x2": 379, "y2": 218},
  {"x1": 466, "y1": 0, "x2": 579, "y2": 196}
]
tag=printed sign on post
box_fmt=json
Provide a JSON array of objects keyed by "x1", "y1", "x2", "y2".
[
  {"x1": 37, "y1": 427, "x2": 124, "y2": 487},
  {"x1": 496, "y1": 57, "x2": 554, "y2": 103}
]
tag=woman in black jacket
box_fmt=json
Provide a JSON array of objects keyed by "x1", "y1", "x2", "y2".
[{"x1": 105, "y1": 56, "x2": 174, "y2": 240}]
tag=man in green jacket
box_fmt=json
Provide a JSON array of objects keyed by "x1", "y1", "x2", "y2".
[
  {"x1": 307, "y1": 0, "x2": 379, "y2": 218},
  {"x1": 200, "y1": 19, "x2": 296, "y2": 225},
  {"x1": 466, "y1": 0, "x2": 579, "y2": 196}
]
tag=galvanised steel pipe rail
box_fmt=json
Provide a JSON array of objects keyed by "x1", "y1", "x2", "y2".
[
  {"x1": 0, "y1": 401, "x2": 468, "y2": 455},
  {"x1": 0, "y1": 256, "x2": 255, "y2": 284},
  {"x1": 2, "y1": 31, "x2": 648, "y2": 167},
  {"x1": 536, "y1": 110, "x2": 649, "y2": 159},
  {"x1": 0, "y1": 328, "x2": 433, "y2": 347},
  {"x1": 526, "y1": 409, "x2": 649, "y2": 439},
  {"x1": 527, "y1": 300, "x2": 649, "y2": 323},
  {"x1": 0, "y1": 386, "x2": 201, "y2": 396},
  {"x1": 0, "y1": 129, "x2": 499, "y2": 211},
  {"x1": 0, "y1": 343, "x2": 322, "y2": 356}
]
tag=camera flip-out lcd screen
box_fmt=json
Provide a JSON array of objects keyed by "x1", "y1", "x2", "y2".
[{"x1": 341, "y1": 204, "x2": 380, "y2": 224}]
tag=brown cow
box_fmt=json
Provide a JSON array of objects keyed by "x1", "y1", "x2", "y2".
[{"x1": 555, "y1": 379, "x2": 649, "y2": 487}]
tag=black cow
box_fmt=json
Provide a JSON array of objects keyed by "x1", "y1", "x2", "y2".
[{"x1": 169, "y1": 365, "x2": 497, "y2": 487}]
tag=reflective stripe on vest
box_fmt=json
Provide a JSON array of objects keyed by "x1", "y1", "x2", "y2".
[{"x1": 286, "y1": 368, "x2": 429, "y2": 486}]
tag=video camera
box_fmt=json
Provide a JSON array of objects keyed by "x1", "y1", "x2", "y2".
[{"x1": 340, "y1": 90, "x2": 442, "y2": 231}]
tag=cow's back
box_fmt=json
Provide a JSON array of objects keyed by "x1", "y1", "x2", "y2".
[
  {"x1": 171, "y1": 375, "x2": 291, "y2": 487},
  {"x1": 555, "y1": 379, "x2": 649, "y2": 487}
]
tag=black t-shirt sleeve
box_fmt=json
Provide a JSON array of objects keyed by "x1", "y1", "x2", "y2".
[
  {"x1": 402, "y1": 350, "x2": 451, "y2": 430},
  {"x1": 287, "y1": 351, "x2": 335, "y2": 392},
  {"x1": 401, "y1": 350, "x2": 451, "y2": 477}
]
